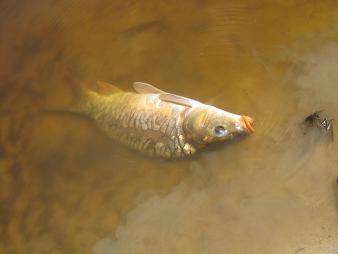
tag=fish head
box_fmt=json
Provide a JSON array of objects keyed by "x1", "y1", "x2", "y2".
[{"x1": 184, "y1": 105, "x2": 254, "y2": 145}]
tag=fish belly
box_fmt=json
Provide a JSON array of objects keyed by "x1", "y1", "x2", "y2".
[{"x1": 88, "y1": 93, "x2": 195, "y2": 159}]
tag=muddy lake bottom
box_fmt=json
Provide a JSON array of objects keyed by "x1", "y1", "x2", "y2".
[{"x1": 0, "y1": 1, "x2": 338, "y2": 253}]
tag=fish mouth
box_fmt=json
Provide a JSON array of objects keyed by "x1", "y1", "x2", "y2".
[{"x1": 240, "y1": 116, "x2": 255, "y2": 133}]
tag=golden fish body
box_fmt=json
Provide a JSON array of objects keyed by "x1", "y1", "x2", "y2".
[{"x1": 71, "y1": 82, "x2": 254, "y2": 159}]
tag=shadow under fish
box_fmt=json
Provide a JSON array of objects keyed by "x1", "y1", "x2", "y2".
[{"x1": 63, "y1": 81, "x2": 254, "y2": 159}]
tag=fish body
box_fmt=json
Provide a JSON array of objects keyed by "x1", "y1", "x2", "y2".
[{"x1": 70, "y1": 81, "x2": 254, "y2": 159}]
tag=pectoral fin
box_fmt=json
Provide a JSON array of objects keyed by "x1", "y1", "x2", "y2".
[
  {"x1": 133, "y1": 82, "x2": 166, "y2": 94},
  {"x1": 159, "y1": 93, "x2": 193, "y2": 108},
  {"x1": 133, "y1": 82, "x2": 194, "y2": 107},
  {"x1": 96, "y1": 81, "x2": 123, "y2": 95}
]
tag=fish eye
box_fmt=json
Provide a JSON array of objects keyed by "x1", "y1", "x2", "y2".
[{"x1": 214, "y1": 125, "x2": 226, "y2": 137}]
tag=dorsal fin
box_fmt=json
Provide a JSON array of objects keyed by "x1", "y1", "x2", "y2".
[
  {"x1": 133, "y1": 82, "x2": 166, "y2": 94},
  {"x1": 159, "y1": 93, "x2": 193, "y2": 108},
  {"x1": 96, "y1": 81, "x2": 123, "y2": 95}
]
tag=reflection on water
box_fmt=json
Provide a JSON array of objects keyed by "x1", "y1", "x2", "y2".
[{"x1": 1, "y1": 0, "x2": 338, "y2": 253}]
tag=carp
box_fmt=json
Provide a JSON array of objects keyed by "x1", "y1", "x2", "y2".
[{"x1": 68, "y1": 81, "x2": 254, "y2": 159}]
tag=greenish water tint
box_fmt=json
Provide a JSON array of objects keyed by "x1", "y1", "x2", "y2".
[{"x1": 0, "y1": 1, "x2": 338, "y2": 253}]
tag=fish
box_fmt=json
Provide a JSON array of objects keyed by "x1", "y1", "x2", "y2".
[{"x1": 68, "y1": 81, "x2": 254, "y2": 159}]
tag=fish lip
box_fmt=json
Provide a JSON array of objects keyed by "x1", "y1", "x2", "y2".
[{"x1": 241, "y1": 116, "x2": 255, "y2": 133}]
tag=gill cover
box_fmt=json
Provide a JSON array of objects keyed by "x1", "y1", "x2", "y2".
[
  {"x1": 183, "y1": 107, "x2": 210, "y2": 143},
  {"x1": 183, "y1": 106, "x2": 249, "y2": 145}
]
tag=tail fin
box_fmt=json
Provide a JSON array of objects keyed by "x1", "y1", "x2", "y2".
[
  {"x1": 43, "y1": 72, "x2": 124, "y2": 116},
  {"x1": 66, "y1": 88, "x2": 97, "y2": 115},
  {"x1": 57, "y1": 73, "x2": 97, "y2": 115},
  {"x1": 40, "y1": 73, "x2": 96, "y2": 116},
  {"x1": 67, "y1": 80, "x2": 124, "y2": 115}
]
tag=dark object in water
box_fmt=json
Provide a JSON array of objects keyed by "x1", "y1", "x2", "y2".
[
  {"x1": 303, "y1": 110, "x2": 334, "y2": 141},
  {"x1": 303, "y1": 110, "x2": 323, "y2": 127}
]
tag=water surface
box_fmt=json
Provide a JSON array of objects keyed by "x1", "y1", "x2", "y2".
[{"x1": 1, "y1": 1, "x2": 338, "y2": 253}]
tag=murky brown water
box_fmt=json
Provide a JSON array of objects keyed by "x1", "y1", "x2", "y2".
[{"x1": 1, "y1": 1, "x2": 338, "y2": 253}]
